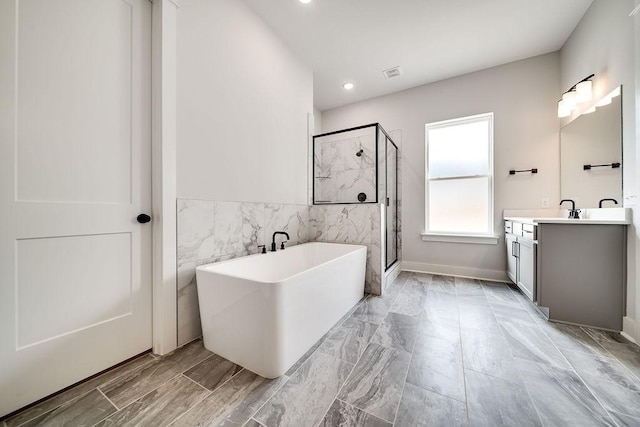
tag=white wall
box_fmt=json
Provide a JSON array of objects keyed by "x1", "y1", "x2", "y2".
[
  {"x1": 177, "y1": 0, "x2": 313, "y2": 205},
  {"x1": 561, "y1": 0, "x2": 638, "y2": 341},
  {"x1": 321, "y1": 53, "x2": 560, "y2": 281},
  {"x1": 313, "y1": 107, "x2": 323, "y2": 136}
]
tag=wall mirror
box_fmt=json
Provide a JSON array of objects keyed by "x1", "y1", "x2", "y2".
[{"x1": 560, "y1": 86, "x2": 622, "y2": 208}]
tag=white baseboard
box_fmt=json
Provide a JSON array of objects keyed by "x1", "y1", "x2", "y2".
[
  {"x1": 622, "y1": 316, "x2": 638, "y2": 344},
  {"x1": 401, "y1": 261, "x2": 509, "y2": 283}
]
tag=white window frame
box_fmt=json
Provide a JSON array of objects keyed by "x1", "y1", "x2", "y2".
[{"x1": 422, "y1": 112, "x2": 497, "y2": 245}]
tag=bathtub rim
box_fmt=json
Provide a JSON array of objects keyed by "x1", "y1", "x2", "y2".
[{"x1": 195, "y1": 242, "x2": 367, "y2": 285}]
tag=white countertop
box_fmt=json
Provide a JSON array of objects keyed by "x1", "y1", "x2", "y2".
[
  {"x1": 504, "y1": 216, "x2": 630, "y2": 225},
  {"x1": 503, "y1": 208, "x2": 631, "y2": 225}
]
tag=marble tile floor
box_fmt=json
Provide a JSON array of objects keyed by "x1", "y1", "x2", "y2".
[{"x1": 3, "y1": 271, "x2": 640, "y2": 426}]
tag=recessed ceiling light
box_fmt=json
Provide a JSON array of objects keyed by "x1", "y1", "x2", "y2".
[
  {"x1": 343, "y1": 82, "x2": 354, "y2": 90},
  {"x1": 299, "y1": 0, "x2": 311, "y2": 3}
]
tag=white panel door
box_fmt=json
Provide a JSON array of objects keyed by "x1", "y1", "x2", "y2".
[{"x1": 0, "y1": 0, "x2": 152, "y2": 416}]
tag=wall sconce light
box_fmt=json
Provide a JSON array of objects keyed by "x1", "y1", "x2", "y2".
[
  {"x1": 557, "y1": 74, "x2": 594, "y2": 118},
  {"x1": 575, "y1": 80, "x2": 593, "y2": 103}
]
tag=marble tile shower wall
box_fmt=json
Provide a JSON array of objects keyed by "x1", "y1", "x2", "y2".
[
  {"x1": 315, "y1": 135, "x2": 376, "y2": 203},
  {"x1": 176, "y1": 199, "x2": 310, "y2": 346},
  {"x1": 309, "y1": 204, "x2": 383, "y2": 295}
]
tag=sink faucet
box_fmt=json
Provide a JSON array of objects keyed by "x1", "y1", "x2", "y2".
[
  {"x1": 599, "y1": 198, "x2": 618, "y2": 208},
  {"x1": 560, "y1": 199, "x2": 580, "y2": 219},
  {"x1": 271, "y1": 231, "x2": 290, "y2": 252}
]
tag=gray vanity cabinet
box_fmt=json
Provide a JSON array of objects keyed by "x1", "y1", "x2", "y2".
[{"x1": 537, "y1": 223, "x2": 626, "y2": 331}]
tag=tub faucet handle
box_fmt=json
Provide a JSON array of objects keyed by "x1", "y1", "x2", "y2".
[
  {"x1": 258, "y1": 245, "x2": 267, "y2": 254},
  {"x1": 271, "y1": 231, "x2": 290, "y2": 251},
  {"x1": 280, "y1": 241, "x2": 287, "y2": 250}
]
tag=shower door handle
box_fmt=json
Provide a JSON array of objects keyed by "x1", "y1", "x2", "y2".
[{"x1": 386, "y1": 197, "x2": 390, "y2": 207}]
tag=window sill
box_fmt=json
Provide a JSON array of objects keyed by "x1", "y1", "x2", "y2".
[{"x1": 421, "y1": 233, "x2": 499, "y2": 245}]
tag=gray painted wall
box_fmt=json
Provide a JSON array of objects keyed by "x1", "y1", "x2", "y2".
[{"x1": 321, "y1": 53, "x2": 561, "y2": 281}]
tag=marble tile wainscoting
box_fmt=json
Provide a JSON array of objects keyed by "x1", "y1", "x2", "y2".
[
  {"x1": 177, "y1": 199, "x2": 391, "y2": 346},
  {"x1": 176, "y1": 199, "x2": 311, "y2": 346},
  {"x1": 310, "y1": 203, "x2": 385, "y2": 295}
]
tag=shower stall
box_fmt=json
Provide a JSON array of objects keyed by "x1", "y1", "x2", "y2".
[{"x1": 313, "y1": 123, "x2": 399, "y2": 271}]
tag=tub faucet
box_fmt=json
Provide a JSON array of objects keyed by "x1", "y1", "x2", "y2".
[
  {"x1": 560, "y1": 199, "x2": 580, "y2": 219},
  {"x1": 599, "y1": 198, "x2": 618, "y2": 208},
  {"x1": 271, "y1": 231, "x2": 290, "y2": 252}
]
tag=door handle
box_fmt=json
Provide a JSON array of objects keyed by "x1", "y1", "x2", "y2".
[{"x1": 137, "y1": 213, "x2": 152, "y2": 224}]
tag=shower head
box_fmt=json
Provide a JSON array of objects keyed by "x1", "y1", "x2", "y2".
[{"x1": 356, "y1": 149, "x2": 363, "y2": 157}]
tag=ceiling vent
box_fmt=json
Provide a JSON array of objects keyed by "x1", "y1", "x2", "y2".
[{"x1": 383, "y1": 66, "x2": 402, "y2": 80}]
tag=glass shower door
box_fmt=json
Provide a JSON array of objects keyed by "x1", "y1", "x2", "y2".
[{"x1": 386, "y1": 136, "x2": 398, "y2": 269}]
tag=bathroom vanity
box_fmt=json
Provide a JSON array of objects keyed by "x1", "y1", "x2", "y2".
[{"x1": 504, "y1": 208, "x2": 630, "y2": 331}]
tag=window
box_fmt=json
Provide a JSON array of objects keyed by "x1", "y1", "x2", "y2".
[{"x1": 423, "y1": 113, "x2": 496, "y2": 244}]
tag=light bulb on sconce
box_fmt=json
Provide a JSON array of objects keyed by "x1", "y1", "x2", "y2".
[
  {"x1": 557, "y1": 99, "x2": 571, "y2": 118},
  {"x1": 557, "y1": 74, "x2": 594, "y2": 118},
  {"x1": 562, "y1": 91, "x2": 577, "y2": 110},
  {"x1": 576, "y1": 80, "x2": 592, "y2": 103}
]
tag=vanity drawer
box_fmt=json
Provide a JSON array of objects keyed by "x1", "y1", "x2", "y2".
[
  {"x1": 512, "y1": 222, "x2": 523, "y2": 236},
  {"x1": 504, "y1": 220, "x2": 536, "y2": 239},
  {"x1": 522, "y1": 223, "x2": 537, "y2": 239},
  {"x1": 504, "y1": 221, "x2": 513, "y2": 233}
]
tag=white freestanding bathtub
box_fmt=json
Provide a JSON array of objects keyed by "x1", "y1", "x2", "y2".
[{"x1": 195, "y1": 242, "x2": 367, "y2": 378}]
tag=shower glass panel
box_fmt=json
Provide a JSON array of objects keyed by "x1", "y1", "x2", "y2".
[
  {"x1": 313, "y1": 123, "x2": 399, "y2": 272},
  {"x1": 313, "y1": 125, "x2": 377, "y2": 204},
  {"x1": 386, "y1": 135, "x2": 398, "y2": 269}
]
